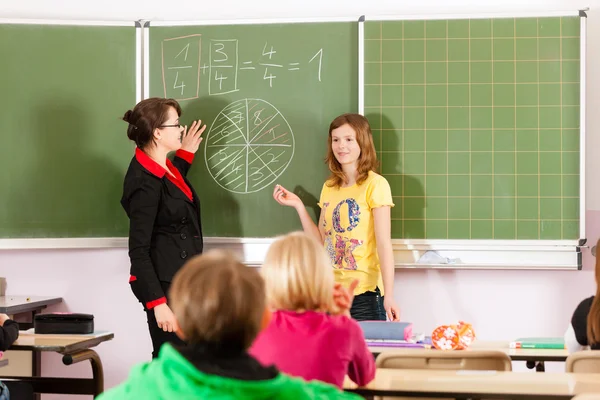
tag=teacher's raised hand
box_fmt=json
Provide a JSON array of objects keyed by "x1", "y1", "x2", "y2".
[{"x1": 181, "y1": 120, "x2": 206, "y2": 153}]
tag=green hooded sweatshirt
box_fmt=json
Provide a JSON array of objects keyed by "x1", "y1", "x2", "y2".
[{"x1": 97, "y1": 343, "x2": 362, "y2": 400}]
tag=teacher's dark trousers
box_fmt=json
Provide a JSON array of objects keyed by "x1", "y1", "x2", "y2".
[
  {"x1": 350, "y1": 287, "x2": 387, "y2": 321},
  {"x1": 144, "y1": 281, "x2": 185, "y2": 359}
]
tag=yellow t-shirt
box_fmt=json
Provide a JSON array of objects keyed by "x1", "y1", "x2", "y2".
[{"x1": 318, "y1": 171, "x2": 394, "y2": 296}]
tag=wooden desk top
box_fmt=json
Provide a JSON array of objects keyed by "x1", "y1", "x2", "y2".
[
  {"x1": 11, "y1": 331, "x2": 114, "y2": 354},
  {"x1": 370, "y1": 340, "x2": 569, "y2": 362},
  {"x1": 344, "y1": 369, "x2": 600, "y2": 400},
  {"x1": 0, "y1": 296, "x2": 62, "y2": 314},
  {"x1": 0, "y1": 359, "x2": 8, "y2": 368}
]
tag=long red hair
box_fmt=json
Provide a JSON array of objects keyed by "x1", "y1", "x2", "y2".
[
  {"x1": 588, "y1": 238, "x2": 600, "y2": 344},
  {"x1": 325, "y1": 113, "x2": 378, "y2": 188}
]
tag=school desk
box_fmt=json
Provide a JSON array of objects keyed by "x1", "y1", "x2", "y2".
[
  {"x1": 0, "y1": 295, "x2": 63, "y2": 399},
  {"x1": 0, "y1": 331, "x2": 113, "y2": 397},
  {"x1": 370, "y1": 340, "x2": 569, "y2": 372},
  {"x1": 344, "y1": 369, "x2": 600, "y2": 400},
  {"x1": 0, "y1": 296, "x2": 62, "y2": 320}
]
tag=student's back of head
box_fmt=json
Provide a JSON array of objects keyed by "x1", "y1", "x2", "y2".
[
  {"x1": 251, "y1": 232, "x2": 376, "y2": 388},
  {"x1": 170, "y1": 249, "x2": 265, "y2": 352},
  {"x1": 262, "y1": 231, "x2": 335, "y2": 313}
]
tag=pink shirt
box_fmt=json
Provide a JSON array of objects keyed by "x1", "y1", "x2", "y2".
[{"x1": 249, "y1": 310, "x2": 375, "y2": 388}]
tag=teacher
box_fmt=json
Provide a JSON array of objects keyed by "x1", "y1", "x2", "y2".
[{"x1": 120, "y1": 97, "x2": 205, "y2": 358}]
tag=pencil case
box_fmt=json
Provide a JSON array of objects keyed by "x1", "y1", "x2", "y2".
[
  {"x1": 34, "y1": 313, "x2": 94, "y2": 334},
  {"x1": 358, "y1": 321, "x2": 413, "y2": 341},
  {"x1": 431, "y1": 321, "x2": 476, "y2": 350}
]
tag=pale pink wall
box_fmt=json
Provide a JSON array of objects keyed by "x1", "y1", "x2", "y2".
[
  {"x1": 0, "y1": 249, "x2": 150, "y2": 399},
  {"x1": 398, "y1": 209, "x2": 600, "y2": 339}
]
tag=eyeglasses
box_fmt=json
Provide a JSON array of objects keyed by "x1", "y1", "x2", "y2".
[{"x1": 159, "y1": 123, "x2": 181, "y2": 129}]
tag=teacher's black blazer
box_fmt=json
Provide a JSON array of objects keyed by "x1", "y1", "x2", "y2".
[{"x1": 121, "y1": 148, "x2": 203, "y2": 309}]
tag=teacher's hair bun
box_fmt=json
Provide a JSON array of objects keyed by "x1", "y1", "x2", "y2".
[{"x1": 122, "y1": 109, "x2": 134, "y2": 123}]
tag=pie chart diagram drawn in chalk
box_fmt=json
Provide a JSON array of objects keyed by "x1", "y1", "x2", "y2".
[{"x1": 204, "y1": 98, "x2": 295, "y2": 194}]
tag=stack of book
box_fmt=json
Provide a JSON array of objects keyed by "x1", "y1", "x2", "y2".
[{"x1": 509, "y1": 337, "x2": 565, "y2": 349}]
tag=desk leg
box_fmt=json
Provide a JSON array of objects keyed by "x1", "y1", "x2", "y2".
[
  {"x1": 63, "y1": 349, "x2": 104, "y2": 396},
  {"x1": 536, "y1": 361, "x2": 546, "y2": 372},
  {"x1": 32, "y1": 351, "x2": 41, "y2": 400},
  {"x1": 526, "y1": 360, "x2": 546, "y2": 372},
  {"x1": 31, "y1": 310, "x2": 41, "y2": 400}
]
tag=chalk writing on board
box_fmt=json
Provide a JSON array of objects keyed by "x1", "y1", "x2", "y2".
[
  {"x1": 247, "y1": 43, "x2": 323, "y2": 88},
  {"x1": 204, "y1": 99, "x2": 295, "y2": 194},
  {"x1": 309, "y1": 49, "x2": 323, "y2": 82},
  {"x1": 209, "y1": 39, "x2": 239, "y2": 95},
  {"x1": 161, "y1": 34, "x2": 202, "y2": 100},
  {"x1": 162, "y1": 35, "x2": 324, "y2": 98}
]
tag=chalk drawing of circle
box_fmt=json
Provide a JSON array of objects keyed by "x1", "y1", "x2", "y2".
[{"x1": 204, "y1": 99, "x2": 295, "y2": 194}]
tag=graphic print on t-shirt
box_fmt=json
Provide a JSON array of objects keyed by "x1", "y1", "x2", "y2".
[{"x1": 322, "y1": 200, "x2": 364, "y2": 270}]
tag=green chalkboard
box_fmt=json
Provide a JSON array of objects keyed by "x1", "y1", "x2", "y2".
[
  {"x1": 364, "y1": 16, "x2": 581, "y2": 240},
  {"x1": 149, "y1": 21, "x2": 358, "y2": 237},
  {"x1": 0, "y1": 22, "x2": 137, "y2": 238}
]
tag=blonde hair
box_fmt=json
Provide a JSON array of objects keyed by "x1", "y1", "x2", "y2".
[
  {"x1": 325, "y1": 113, "x2": 378, "y2": 188},
  {"x1": 169, "y1": 249, "x2": 266, "y2": 350},
  {"x1": 262, "y1": 231, "x2": 335, "y2": 313}
]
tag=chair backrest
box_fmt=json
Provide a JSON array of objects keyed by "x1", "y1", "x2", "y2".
[
  {"x1": 376, "y1": 349, "x2": 512, "y2": 371},
  {"x1": 566, "y1": 351, "x2": 600, "y2": 373},
  {"x1": 373, "y1": 350, "x2": 511, "y2": 400}
]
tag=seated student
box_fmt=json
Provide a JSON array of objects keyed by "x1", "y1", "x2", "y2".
[
  {"x1": 0, "y1": 313, "x2": 18, "y2": 352},
  {"x1": 249, "y1": 231, "x2": 376, "y2": 388},
  {"x1": 0, "y1": 313, "x2": 19, "y2": 399},
  {"x1": 97, "y1": 249, "x2": 361, "y2": 400},
  {"x1": 565, "y1": 238, "x2": 600, "y2": 353}
]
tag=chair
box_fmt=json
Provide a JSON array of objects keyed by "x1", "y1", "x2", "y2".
[
  {"x1": 566, "y1": 351, "x2": 600, "y2": 373},
  {"x1": 376, "y1": 349, "x2": 512, "y2": 371},
  {"x1": 374, "y1": 349, "x2": 512, "y2": 400}
]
